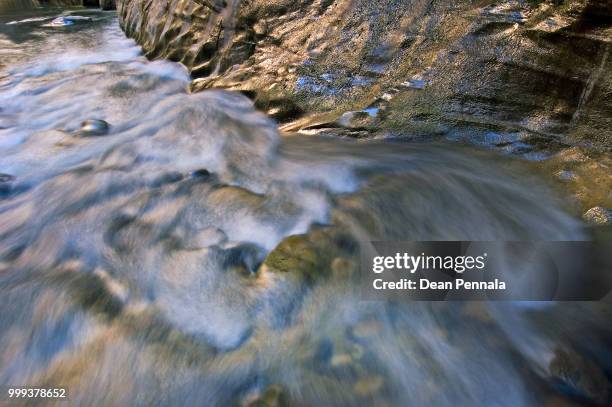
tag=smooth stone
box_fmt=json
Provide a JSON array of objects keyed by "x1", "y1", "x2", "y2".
[{"x1": 79, "y1": 119, "x2": 110, "y2": 136}]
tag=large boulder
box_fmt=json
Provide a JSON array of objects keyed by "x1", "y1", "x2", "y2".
[{"x1": 115, "y1": 0, "x2": 612, "y2": 146}]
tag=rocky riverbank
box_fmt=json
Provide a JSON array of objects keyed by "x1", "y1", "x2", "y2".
[{"x1": 115, "y1": 0, "x2": 611, "y2": 221}]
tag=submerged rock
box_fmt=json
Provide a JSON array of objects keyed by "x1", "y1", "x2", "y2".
[
  {"x1": 262, "y1": 234, "x2": 323, "y2": 281},
  {"x1": 261, "y1": 225, "x2": 357, "y2": 283}
]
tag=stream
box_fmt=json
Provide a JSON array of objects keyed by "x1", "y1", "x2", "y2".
[{"x1": 0, "y1": 6, "x2": 611, "y2": 407}]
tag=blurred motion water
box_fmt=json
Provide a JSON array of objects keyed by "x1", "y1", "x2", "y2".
[{"x1": 1, "y1": 7, "x2": 611, "y2": 407}]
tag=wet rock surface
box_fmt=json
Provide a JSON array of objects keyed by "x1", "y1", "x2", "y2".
[
  {"x1": 114, "y1": 0, "x2": 612, "y2": 214},
  {"x1": 116, "y1": 0, "x2": 612, "y2": 146},
  {"x1": 583, "y1": 206, "x2": 612, "y2": 225}
]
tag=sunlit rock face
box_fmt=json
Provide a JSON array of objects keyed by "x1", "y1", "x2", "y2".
[{"x1": 115, "y1": 0, "x2": 611, "y2": 146}]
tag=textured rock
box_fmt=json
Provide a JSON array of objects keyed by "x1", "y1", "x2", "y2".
[
  {"x1": 583, "y1": 206, "x2": 612, "y2": 225},
  {"x1": 261, "y1": 226, "x2": 357, "y2": 283},
  {"x1": 116, "y1": 0, "x2": 612, "y2": 146}
]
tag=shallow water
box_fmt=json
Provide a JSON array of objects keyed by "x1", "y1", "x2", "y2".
[{"x1": 0, "y1": 7, "x2": 611, "y2": 407}]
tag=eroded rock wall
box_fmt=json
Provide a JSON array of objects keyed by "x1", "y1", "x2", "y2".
[{"x1": 116, "y1": 0, "x2": 612, "y2": 146}]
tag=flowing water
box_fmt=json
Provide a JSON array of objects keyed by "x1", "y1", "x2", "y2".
[{"x1": 1, "y1": 6, "x2": 611, "y2": 407}]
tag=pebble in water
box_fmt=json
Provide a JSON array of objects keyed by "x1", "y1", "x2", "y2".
[{"x1": 78, "y1": 119, "x2": 110, "y2": 137}]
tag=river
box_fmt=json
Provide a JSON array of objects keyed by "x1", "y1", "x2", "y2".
[{"x1": 0, "y1": 5, "x2": 610, "y2": 407}]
